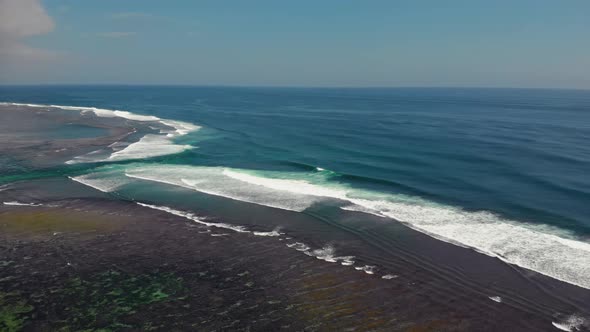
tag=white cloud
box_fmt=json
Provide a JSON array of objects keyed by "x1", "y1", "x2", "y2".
[
  {"x1": 0, "y1": 0, "x2": 54, "y2": 38},
  {"x1": 0, "y1": 0, "x2": 56, "y2": 62},
  {"x1": 97, "y1": 31, "x2": 137, "y2": 38}
]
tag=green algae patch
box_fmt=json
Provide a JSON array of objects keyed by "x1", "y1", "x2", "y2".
[
  {"x1": 55, "y1": 270, "x2": 185, "y2": 331},
  {"x1": 0, "y1": 210, "x2": 120, "y2": 236},
  {"x1": 0, "y1": 292, "x2": 34, "y2": 332}
]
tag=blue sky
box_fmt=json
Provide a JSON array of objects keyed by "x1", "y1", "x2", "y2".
[{"x1": 1, "y1": 0, "x2": 589, "y2": 88}]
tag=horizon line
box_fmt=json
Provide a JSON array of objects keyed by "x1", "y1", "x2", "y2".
[{"x1": 0, "y1": 83, "x2": 589, "y2": 92}]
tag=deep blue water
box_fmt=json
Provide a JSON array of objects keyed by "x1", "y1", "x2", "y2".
[{"x1": 1, "y1": 85, "x2": 590, "y2": 288}]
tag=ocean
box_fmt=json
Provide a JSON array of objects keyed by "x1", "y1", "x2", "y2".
[{"x1": 1, "y1": 86, "x2": 589, "y2": 295}]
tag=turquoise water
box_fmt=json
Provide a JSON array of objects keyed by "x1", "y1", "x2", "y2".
[{"x1": 1, "y1": 86, "x2": 589, "y2": 289}]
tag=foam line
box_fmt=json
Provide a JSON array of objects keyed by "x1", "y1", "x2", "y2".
[
  {"x1": 284, "y1": 242, "x2": 357, "y2": 267},
  {"x1": 124, "y1": 166, "x2": 317, "y2": 211},
  {"x1": 286, "y1": 242, "x2": 311, "y2": 251},
  {"x1": 222, "y1": 169, "x2": 348, "y2": 198},
  {"x1": 355, "y1": 265, "x2": 376, "y2": 275},
  {"x1": 1, "y1": 102, "x2": 200, "y2": 163},
  {"x1": 68, "y1": 170, "x2": 381, "y2": 277},
  {"x1": 107, "y1": 135, "x2": 193, "y2": 161},
  {"x1": 125, "y1": 172, "x2": 195, "y2": 190},
  {"x1": 252, "y1": 228, "x2": 283, "y2": 237},
  {"x1": 136, "y1": 202, "x2": 249, "y2": 233},
  {"x1": 66, "y1": 134, "x2": 193, "y2": 163},
  {"x1": 86, "y1": 164, "x2": 590, "y2": 289},
  {"x1": 3, "y1": 201, "x2": 42, "y2": 206},
  {"x1": 220, "y1": 168, "x2": 590, "y2": 289},
  {"x1": 2, "y1": 102, "x2": 159, "y2": 122},
  {"x1": 69, "y1": 175, "x2": 130, "y2": 193},
  {"x1": 310, "y1": 245, "x2": 355, "y2": 265},
  {"x1": 551, "y1": 315, "x2": 587, "y2": 332}
]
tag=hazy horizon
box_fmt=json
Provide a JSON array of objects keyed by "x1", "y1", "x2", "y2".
[
  {"x1": 2, "y1": 84, "x2": 590, "y2": 92},
  {"x1": 1, "y1": 0, "x2": 589, "y2": 89}
]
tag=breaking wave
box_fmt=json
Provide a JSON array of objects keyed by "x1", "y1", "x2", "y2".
[
  {"x1": 552, "y1": 314, "x2": 588, "y2": 332},
  {"x1": 1, "y1": 102, "x2": 199, "y2": 163},
  {"x1": 112, "y1": 165, "x2": 590, "y2": 289}
]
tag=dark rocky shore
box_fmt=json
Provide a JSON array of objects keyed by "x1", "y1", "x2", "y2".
[{"x1": 0, "y1": 193, "x2": 588, "y2": 331}]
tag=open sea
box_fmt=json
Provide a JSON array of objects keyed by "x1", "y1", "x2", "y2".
[{"x1": 1, "y1": 85, "x2": 589, "y2": 297}]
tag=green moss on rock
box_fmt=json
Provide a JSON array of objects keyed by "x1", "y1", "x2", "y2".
[
  {"x1": 0, "y1": 292, "x2": 34, "y2": 332},
  {"x1": 56, "y1": 270, "x2": 185, "y2": 331}
]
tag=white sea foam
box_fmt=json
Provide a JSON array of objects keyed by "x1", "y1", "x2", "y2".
[
  {"x1": 133, "y1": 201, "x2": 365, "y2": 272},
  {"x1": 1, "y1": 102, "x2": 160, "y2": 122},
  {"x1": 160, "y1": 120, "x2": 201, "y2": 136},
  {"x1": 66, "y1": 136, "x2": 193, "y2": 164},
  {"x1": 340, "y1": 204, "x2": 386, "y2": 217},
  {"x1": 1, "y1": 102, "x2": 200, "y2": 163},
  {"x1": 552, "y1": 315, "x2": 587, "y2": 331},
  {"x1": 3, "y1": 201, "x2": 42, "y2": 207},
  {"x1": 252, "y1": 228, "x2": 283, "y2": 237},
  {"x1": 368, "y1": 202, "x2": 590, "y2": 290},
  {"x1": 123, "y1": 166, "x2": 318, "y2": 211},
  {"x1": 286, "y1": 242, "x2": 311, "y2": 251},
  {"x1": 217, "y1": 168, "x2": 590, "y2": 289},
  {"x1": 488, "y1": 296, "x2": 502, "y2": 303},
  {"x1": 382, "y1": 274, "x2": 398, "y2": 279},
  {"x1": 107, "y1": 135, "x2": 193, "y2": 161},
  {"x1": 310, "y1": 245, "x2": 355, "y2": 265},
  {"x1": 65, "y1": 149, "x2": 114, "y2": 164},
  {"x1": 285, "y1": 242, "x2": 356, "y2": 266},
  {"x1": 73, "y1": 172, "x2": 370, "y2": 274},
  {"x1": 355, "y1": 265, "x2": 376, "y2": 275},
  {"x1": 136, "y1": 202, "x2": 249, "y2": 233},
  {"x1": 86, "y1": 164, "x2": 590, "y2": 289},
  {"x1": 340, "y1": 259, "x2": 355, "y2": 266},
  {"x1": 69, "y1": 174, "x2": 130, "y2": 193},
  {"x1": 0, "y1": 102, "x2": 50, "y2": 108},
  {"x1": 222, "y1": 169, "x2": 348, "y2": 199}
]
